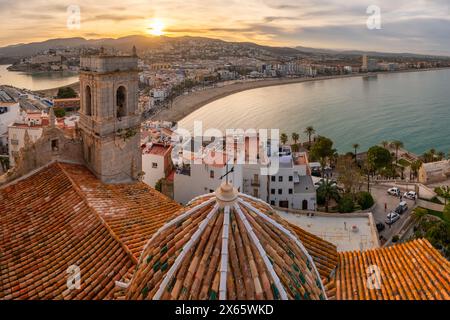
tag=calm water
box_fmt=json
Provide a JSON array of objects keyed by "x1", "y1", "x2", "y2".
[
  {"x1": 0, "y1": 65, "x2": 78, "y2": 91},
  {"x1": 179, "y1": 69, "x2": 450, "y2": 154}
]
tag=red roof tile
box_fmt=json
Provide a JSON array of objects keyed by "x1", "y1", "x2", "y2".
[{"x1": 0, "y1": 161, "x2": 182, "y2": 300}]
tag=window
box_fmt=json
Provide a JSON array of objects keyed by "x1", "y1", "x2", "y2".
[
  {"x1": 271, "y1": 189, "x2": 275, "y2": 195},
  {"x1": 116, "y1": 86, "x2": 127, "y2": 118},
  {"x1": 209, "y1": 189, "x2": 214, "y2": 193},
  {"x1": 278, "y1": 189, "x2": 282, "y2": 195},
  {"x1": 210, "y1": 170, "x2": 214, "y2": 179},
  {"x1": 278, "y1": 176, "x2": 283, "y2": 182},
  {"x1": 51, "y1": 139, "x2": 59, "y2": 152},
  {"x1": 289, "y1": 176, "x2": 293, "y2": 182},
  {"x1": 271, "y1": 176, "x2": 275, "y2": 182},
  {"x1": 253, "y1": 189, "x2": 259, "y2": 198},
  {"x1": 85, "y1": 85, "x2": 92, "y2": 116},
  {"x1": 152, "y1": 162, "x2": 158, "y2": 169},
  {"x1": 270, "y1": 201, "x2": 275, "y2": 206},
  {"x1": 289, "y1": 189, "x2": 293, "y2": 194}
]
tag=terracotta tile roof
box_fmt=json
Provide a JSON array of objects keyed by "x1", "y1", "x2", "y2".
[
  {"x1": 125, "y1": 190, "x2": 327, "y2": 300},
  {"x1": 288, "y1": 224, "x2": 338, "y2": 280},
  {"x1": 0, "y1": 161, "x2": 182, "y2": 300},
  {"x1": 0, "y1": 162, "x2": 135, "y2": 300},
  {"x1": 332, "y1": 239, "x2": 450, "y2": 300}
]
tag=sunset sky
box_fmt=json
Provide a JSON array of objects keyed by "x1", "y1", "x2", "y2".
[{"x1": 0, "y1": 0, "x2": 449, "y2": 55}]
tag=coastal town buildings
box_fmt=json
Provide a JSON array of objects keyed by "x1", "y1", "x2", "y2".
[
  {"x1": 172, "y1": 137, "x2": 316, "y2": 210},
  {"x1": 0, "y1": 51, "x2": 449, "y2": 301},
  {"x1": 52, "y1": 97, "x2": 80, "y2": 112}
]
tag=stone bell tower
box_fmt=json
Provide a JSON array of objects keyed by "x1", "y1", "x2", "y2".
[{"x1": 78, "y1": 50, "x2": 142, "y2": 184}]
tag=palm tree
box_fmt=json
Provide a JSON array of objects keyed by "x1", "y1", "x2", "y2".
[
  {"x1": 280, "y1": 133, "x2": 288, "y2": 145},
  {"x1": 317, "y1": 178, "x2": 341, "y2": 212},
  {"x1": 437, "y1": 151, "x2": 445, "y2": 161},
  {"x1": 381, "y1": 140, "x2": 389, "y2": 149},
  {"x1": 352, "y1": 143, "x2": 360, "y2": 161},
  {"x1": 291, "y1": 132, "x2": 300, "y2": 145},
  {"x1": 410, "y1": 159, "x2": 422, "y2": 181},
  {"x1": 390, "y1": 140, "x2": 404, "y2": 164},
  {"x1": 304, "y1": 126, "x2": 315, "y2": 149},
  {"x1": 429, "y1": 148, "x2": 436, "y2": 162}
]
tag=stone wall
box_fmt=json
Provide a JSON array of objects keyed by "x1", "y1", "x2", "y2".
[{"x1": 0, "y1": 127, "x2": 84, "y2": 186}]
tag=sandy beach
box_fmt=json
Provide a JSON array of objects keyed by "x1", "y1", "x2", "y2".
[
  {"x1": 151, "y1": 68, "x2": 450, "y2": 123},
  {"x1": 152, "y1": 74, "x2": 363, "y2": 122}
]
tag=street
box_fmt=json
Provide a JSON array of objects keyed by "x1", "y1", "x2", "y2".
[{"x1": 370, "y1": 185, "x2": 417, "y2": 242}]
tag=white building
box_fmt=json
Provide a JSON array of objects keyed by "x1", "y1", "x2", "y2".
[
  {"x1": 8, "y1": 111, "x2": 50, "y2": 166},
  {"x1": 142, "y1": 143, "x2": 173, "y2": 189},
  {"x1": 0, "y1": 90, "x2": 20, "y2": 149},
  {"x1": 173, "y1": 137, "x2": 316, "y2": 210},
  {"x1": 150, "y1": 88, "x2": 170, "y2": 103},
  {"x1": 266, "y1": 150, "x2": 316, "y2": 210},
  {"x1": 174, "y1": 148, "x2": 243, "y2": 205}
]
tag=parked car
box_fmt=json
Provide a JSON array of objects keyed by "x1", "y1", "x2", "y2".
[
  {"x1": 376, "y1": 222, "x2": 386, "y2": 232},
  {"x1": 387, "y1": 187, "x2": 401, "y2": 196},
  {"x1": 385, "y1": 212, "x2": 401, "y2": 225},
  {"x1": 403, "y1": 191, "x2": 417, "y2": 200},
  {"x1": 394, "y1": 201, "x2": 409, "y2": 214}
]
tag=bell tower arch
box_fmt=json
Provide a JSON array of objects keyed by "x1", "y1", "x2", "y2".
[{"x1": 78, "y1": 51, "x2": 141, "y2": 183}]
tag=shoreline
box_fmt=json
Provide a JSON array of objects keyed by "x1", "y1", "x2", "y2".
[{"x1": 151, "y1": 67, "x2": 450, "y2": 123}]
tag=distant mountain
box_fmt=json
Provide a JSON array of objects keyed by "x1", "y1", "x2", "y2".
[
  {"x1": 0, "y1": 35, "x2": 308, "y2": 59},
  {"x1": 294, "y1": 45, "x2": 450, "y2": 59},
  {"x1": 0, "y1": 35, "x2": 448, "y2": 59}
]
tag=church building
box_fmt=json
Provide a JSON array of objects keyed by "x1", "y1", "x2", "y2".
[{"x1": 0, "y1": 51, "x2": 449, "y2": 300}]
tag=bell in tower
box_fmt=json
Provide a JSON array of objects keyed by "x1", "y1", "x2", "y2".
[{"x1": 78, "y1": 49, "x2": 142, "y2": 184}]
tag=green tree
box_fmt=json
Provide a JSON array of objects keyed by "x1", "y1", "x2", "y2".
[
  {"x1": 56, "y1": 87, "x2": 77, "y2": 99},
  {"x1": 438, "y1": 186, "x2": 450, "y2": 206},
  {"x1": 381, "y1": 140, "x2": 389, "y2": 149},
  {"x1": 338, "y1": 194, "x2": 355, "y2": 213},
  {"x1": 390, "y1": 140, "x2": 404, "y2": 164},
  {"x1": 352, "y1": 143, "x2": 360, "y2": 161},
  {"x1": 310, "y1": 136, "x2": 335, "y2": 177},
  {"x1": 367, "y1": 145, "x2": 392, "y2": 172},
  {"x1": 356, "y1": 191, "x2": 374, "y2": 210},
  {"x1": 304, "y1": 126, "x2": 315, "y2": 149},
  {"x1": 437, "y1": 151, "x2": 445, "y2": 161},
  {"x1": 444, "y1": 204, "x2": 450, "y2": 222},
  {"x1": 412, "y1": 207, "x2": 428, "y2": 221},
  {"x1": 155, "y1": 178, "x2": 163, "y2": 192},
  {"x1": 291, "y1": 132, "x2": 300, "y2": 145},
  {"x1": 410, "y1": 159, "x2": 422, "y2": 181},
  {"x1": 280, "y1": 133, "x2": 288, "y2": 145},
  {"x1": 317, "y1": 178, "x2": 341, "y2": 212},
  {"x1": 53, "y1": 108, "x2": 66, "y2": 118}
]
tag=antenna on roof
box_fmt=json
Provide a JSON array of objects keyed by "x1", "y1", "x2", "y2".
[{"x1": 219, "y1": 162, "x2": 234, "y2": 185}]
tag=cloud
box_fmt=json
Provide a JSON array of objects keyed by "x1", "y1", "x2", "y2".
[
  {"x1": 84, "y1": 14, "x2": 147, "y2": 23},
  {"x1": 0, "y1": 0, "x2": 449, "y2": 55}
]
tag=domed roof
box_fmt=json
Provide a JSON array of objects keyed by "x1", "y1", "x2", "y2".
[{"x1": 126, "y1": 183, "x2": 327, "y2": 300}]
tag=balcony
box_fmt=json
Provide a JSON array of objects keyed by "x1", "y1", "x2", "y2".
[
  {"x1": 251, "y1": 179, "x2": 260, "y2": 187},
  {"x1": 10, "y1": 139, "x2": 19, "y2": 146}
]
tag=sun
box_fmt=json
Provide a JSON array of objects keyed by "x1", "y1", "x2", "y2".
[{"x1": 148, "y1": 19, "x2": 165, "y2": 36}]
